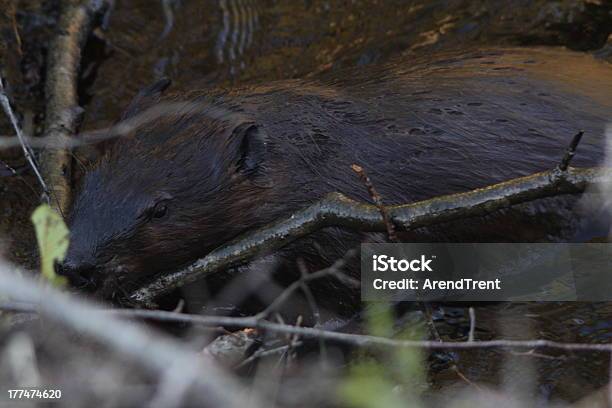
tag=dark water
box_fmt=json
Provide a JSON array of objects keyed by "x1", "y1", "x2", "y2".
[
  {"x1": 1, "y1": 0, "x2": 612, "y2": 404},
  {"x1": 75, "y1": 0, "x2": 612, "y2": 128}
]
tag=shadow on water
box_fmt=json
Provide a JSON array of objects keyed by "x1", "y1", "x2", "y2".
[{"x1": 1, "y1": 0, "x2": 612, "y2": 403}]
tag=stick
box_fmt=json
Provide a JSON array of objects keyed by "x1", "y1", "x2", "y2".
[
  {"x1": 41, "y1": 0, "x2": 107, "y2": 214},
  {"x1": 254, "y1": 249, "x2": 358, "y2": 320},
  {"x1": 297, "y1": 259, "x2": 322, "y2": 327},
  {"x1": 129, "y1": 165, "x2": 612, "y2": 305},
  {"x1": 559, "y1": 131, "x2": 584, "y2": 171},
  {"x1": 0, "y1": 266, "x2": 265, "y2": 408},
  {"x1": 0, "y1": 77, "x2": 49, "y2": 200},
  {"x1": 351, "y1": 163, "x2": 398, "y2": 241},
  {"x1": 235, "y1": 342, "x2": 303, "y2": 369},
  {"x1": 352, "y1": 164, "x2": 441, "y2": 341},
  {"x1": 468, "y1": 307, "x2": 476, "y2": 342},
  {"x1": 6, "y1": 302, "x2": 612, "y2": 354},
  {"x1": 83, "y1": 310, "x2": 612, "y2": 353}
]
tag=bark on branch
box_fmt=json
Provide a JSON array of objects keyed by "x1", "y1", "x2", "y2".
[
  {"x1": 129, "y1": 165, "x2": 612, "y2": 306},
  {"x1": 41, "y1": 0, "x2": 106, "y2": 214}
]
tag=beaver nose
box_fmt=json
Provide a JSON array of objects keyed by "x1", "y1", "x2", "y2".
[{"x1": 57, "y1": 260, "x2": 97, "y2": 289}]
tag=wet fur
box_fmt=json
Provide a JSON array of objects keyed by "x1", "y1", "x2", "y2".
[{"x1": 65, "y1": 47, "x2": 612, "y2": 304}]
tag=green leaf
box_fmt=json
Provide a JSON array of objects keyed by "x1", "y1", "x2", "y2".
[{"x1": 31, "y1": 204, "x2": 69, "y2": 286}]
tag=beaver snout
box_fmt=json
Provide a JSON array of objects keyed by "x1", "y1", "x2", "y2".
[{"x1": 57, "y1": 259, "x2": 99, "y2": 290}]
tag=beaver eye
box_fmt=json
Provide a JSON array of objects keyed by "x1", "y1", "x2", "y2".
[{"x1": 151, "y1": 202, "x2": 168, "y2": 219}]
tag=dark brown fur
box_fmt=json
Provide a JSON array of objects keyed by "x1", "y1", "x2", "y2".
[{"x1": 63, "y1": 47, "x2": 612, "y2": 304}]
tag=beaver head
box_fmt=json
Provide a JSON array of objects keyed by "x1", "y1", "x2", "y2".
[{"x1": 60, "y1": 91, "x2": 278, "y2": 298}]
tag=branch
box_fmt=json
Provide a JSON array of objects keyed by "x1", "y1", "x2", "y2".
[
  {"x1": 129, "y1": 165, "x2": 612, "y2": 306},
  {"x1": 0, "y1": 266, "x2": 266, "y2": 408},
  {"x1": 352, "y1": 163, "x2": 440, "y2": 341},
  {"x1": 351, "y1": 164, "x2": 398, "y2": 241},
  {"x1": 75, "y1": 309, "x2": 612, "y2": 353},
  {"x1": 235, "y1": 341, "x2": 302, "y2": 369},
  {"x1": 558, "y1": 130, "x2": 584, "y2": 171},
  {"x1": 41, "y1": 0, "x2": 107, "y2": 214},
  {"x1": 0, "y1": 77, "x2": 49, "y2": 200},
  {"x1": 254, "y1": 248, "x2": 359, "y2": 320},
  {"x1": 5, "y1": 303, "x2": 612, "y2": 353},
  {"x1": 0, "y1": 101, "x2": 235, "y2": 149},
  {"x1": 468, "y1": 307, "x2": 476, "y2": 342}
]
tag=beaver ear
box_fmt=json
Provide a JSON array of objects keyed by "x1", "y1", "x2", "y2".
[
  {"x1": 232, "y1": 123, "x2": 268, "y2": 177},
  {"x1": 121, "y1": 77, "x2": 172, "y2": 120}
]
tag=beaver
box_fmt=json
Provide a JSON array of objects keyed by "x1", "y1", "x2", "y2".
[{"x1": 60, "y1": 47, "x2": 612, "y2": 307}]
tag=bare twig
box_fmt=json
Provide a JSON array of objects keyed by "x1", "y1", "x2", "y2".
[
  {"x1": 5, "y1": 302, "x2": 612, "y2": 354},
  {"x1": 452, "y1": 365, "x2": 484, "y2": 391},
  {"x1": 444, "y1": 306, "x2": 482, "y2": 391},
  {"x1": 95, "y1": 311, "x2": 612, "y2": 353},
  {"x1": 221, "y1": 251, "x2": 358, "y2": 366},
  {"x1": 41, "y1": 0, "x2": 108, "y2": 214},
  {"x1": 8, "y1": 3, "x2": 23, "y2": 56},
  {"x1": 296, "y1": 259, "x2": 322, "y2": 325},
  {"x1": 422, "y1": 303, "x2": 442, "y2": 342},
  {"x1": 351, "y1": 163, "x2": 398, "y2": 242},
  {"x1": 351, "y1": 164, "x2": 441, "y2": 341},
  {"x1": 0, "y1": 77, "x2": 49, "y2": 200},
  {"x1": 0, "y1": 160, "x2": 19, "y2": 176},
  {"x1": 509, "y1": 349, "x2": 565, "y2": 360},
  {"x1": 0, "y1": 266, "x2": 265, "y2": 408},
  {"x1": 559, "y1": 130, "x2": 584, "y2": 171},
  {"x1": 468, "y1": 307, "x2": 476, "y2": 342},
  {"x1": 287, "y1": 315, "x2": 303, "y2": 365},
  {"x1": 235, "y1": 342, "x2": 303, "y2": 369},
  {"x1": 0, "y1": 101, "x2": 245, "y2": 149},
  {"x1": 160, "y1": 0, "x2": 176, "y2": 39},
  {"x1": 254, "y1": 249, "x2": 358, "y2": 320},
  {"x1": 296, "y1": 258, "x2": 328, "y2": 361},
  {"x1": 129, "y1": 165, "x2": 612, "y2": 306}
]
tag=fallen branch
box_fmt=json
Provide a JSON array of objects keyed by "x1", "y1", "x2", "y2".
[
  {"x1": 4, "y1": 302, "x2": 612, "y2": 354},
  {"x1": 41, "y1": 0, "x2": 107, "y2": 214},
  {"x1": 137, "y1": 312, "x2": 612, "y2": 353},
  {"x1": 0, "y1": 265, "x2": 265, "y2": 408},
  {"x1": 129, "y1": 165, "x2": 612, "y2": 306},
  {"x1": 73, "y1": 309, "x2": 612, "y2": 353}
]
